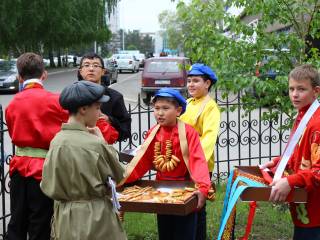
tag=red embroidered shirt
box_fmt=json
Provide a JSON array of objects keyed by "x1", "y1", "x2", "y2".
[{"x1": 125, "y1": 123, "x2": 211, "y2": 196}]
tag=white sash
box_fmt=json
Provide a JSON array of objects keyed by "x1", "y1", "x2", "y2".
[{"x1": 274, "y1": 99, "x2": 320, "y2": 181}]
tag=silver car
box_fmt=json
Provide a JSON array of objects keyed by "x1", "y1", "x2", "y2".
[{"x1": 0, "y1": 60, "x2": 19, "y2": 93}]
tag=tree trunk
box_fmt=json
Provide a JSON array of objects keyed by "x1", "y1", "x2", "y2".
[{"x1": 49, "y1": 49, "x2": 55, "y2": 68}]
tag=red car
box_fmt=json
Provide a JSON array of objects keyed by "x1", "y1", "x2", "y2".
[{"x1": 140, "y1": 57, "x2": 191, "y2": 104}]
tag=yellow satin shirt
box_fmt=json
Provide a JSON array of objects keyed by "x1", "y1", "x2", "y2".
[{"x1": 180, "y1": 95, "x2": 220, "y2": 171}]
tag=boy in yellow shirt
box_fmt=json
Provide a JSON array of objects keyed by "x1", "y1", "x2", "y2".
[{"x1": 180, "y1": 63, "x2": 220, "y2": 240}]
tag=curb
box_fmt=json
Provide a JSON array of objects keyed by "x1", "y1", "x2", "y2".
[{"x1": 47, "y1": 68, "x2": 77, "y2": 75}]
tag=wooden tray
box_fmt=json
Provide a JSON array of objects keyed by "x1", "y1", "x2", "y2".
[
  {"x1": 236, "y1": 166, "x2": 307, "y2": 203},
  {"x1": 117, "y1": 180, "x2": 198, "y2": 216}
]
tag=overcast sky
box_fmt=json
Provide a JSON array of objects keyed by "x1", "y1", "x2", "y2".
[{"x1": 118, "y1": 0, "x2": 181, "y2": 32}]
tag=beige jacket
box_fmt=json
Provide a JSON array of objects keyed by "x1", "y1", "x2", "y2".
[{"x1": 40, "y1": 122, "x2": 127, "y2": 240}]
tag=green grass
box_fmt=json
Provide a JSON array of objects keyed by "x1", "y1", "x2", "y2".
[{"x1": 123, "y1": 184, "x2": 293, "y2": 240}]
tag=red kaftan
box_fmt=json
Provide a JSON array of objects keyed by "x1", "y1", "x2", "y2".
[
  {"x1": 5, "y1": 87, "x2": 69, "y2": 181},
  {"x1": 273, "y1": 105, "x2": 320, "y2": 227}
]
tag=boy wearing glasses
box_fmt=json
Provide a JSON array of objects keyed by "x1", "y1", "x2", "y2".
[{"x1": 78, "y1": 53, "x2": 131, "y2": 143}]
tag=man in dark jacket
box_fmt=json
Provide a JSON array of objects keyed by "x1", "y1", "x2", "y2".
[{"x1": 78, "y1": 53, "x2": 131, "y2": 141}]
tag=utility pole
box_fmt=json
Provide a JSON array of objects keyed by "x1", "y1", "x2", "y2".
[
  {"x1": 94, "y1": 41, "x2": 97, "y2": 53},
  {"x1": 122, "y1": 29, "x2": 125, "y2": 50}
]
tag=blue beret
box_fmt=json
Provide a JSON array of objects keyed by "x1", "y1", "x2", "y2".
[
  {"x1": 154, "y1": 88, "x2": 186, "y2": 114},
  {"x1": 60, "y1": 81, "x2": 110, "y2": 110},
  {"x1": 188, "y1": 63, "x2": 218, "y2": 83}
]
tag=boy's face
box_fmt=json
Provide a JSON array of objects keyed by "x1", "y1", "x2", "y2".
[
  {"x1": 81, "y1": 102, "x2": 102, "y2": 128},
  {"x1": 187, "y1": 76, "x2": 211, "y2": 98},
  {"x1": 289, "y1": 78, "x2": 320, "y2": 110},
  {"x1": 79, "y1": 58, "x2": 105, "y2": 84},
  {"x1": 153, "y1": 99, "x2": 182, "y2": 127}
]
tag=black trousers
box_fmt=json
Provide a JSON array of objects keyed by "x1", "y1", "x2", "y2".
[
  {"x1": 157, "y1": 212, "x2": 198, "y2": 240},
  {"x1": 195, "y1": 206, "x2": 207, "y2": 240},
  {"x1": 293, "y1": 226, "x2": 320, "y2": 240},
  {"x1": 195, "y1": 172, "x2": 213, "y2": 240},
  {"x1": 6, "y1": 172, "x2": 53, "y2": 240}
]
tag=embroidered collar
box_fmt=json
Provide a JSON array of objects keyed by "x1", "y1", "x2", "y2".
[{"x1": 22, "y1": 78, "x2": 43, "y2": 90}]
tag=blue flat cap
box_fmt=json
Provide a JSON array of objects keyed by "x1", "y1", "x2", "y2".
[
  {"x1": 188, "y1": 63, "x2": 218, "y2": 83},
  {"x1": 60, "y1": 81, "x2": 109, "y2": 110},
  {"x1": 154, "y1": 88, "x2": 186, "y2": 114}
]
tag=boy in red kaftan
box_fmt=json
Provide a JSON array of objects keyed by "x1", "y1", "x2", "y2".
[
  {"x1": 5, "y1": 53, "x2": 69, "y2": 240},
  {"x1": 120, "y1": 88, "x2": 211, "y2": 240},
  {"x1": 262, "y1": 64, "x2": 320, "y2": 240}
]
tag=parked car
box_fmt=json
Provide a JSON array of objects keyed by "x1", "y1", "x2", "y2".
[
  {"x1": 0, "y1": 60, "x2": 19, "y2": 93},
  {"x1": 102, "y1": 58, "x2": 118, "y2": 85},
  {"x1": 135, "y1": 53, "x2": 146, "y2": 68},
  {"x1": 140, "y1": 57, "x2": 191, "y2": 104},
  {"x1": 113, "y1": 54, "x2": 140, "y2": 73}
]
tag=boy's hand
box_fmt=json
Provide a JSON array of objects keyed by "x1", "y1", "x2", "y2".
[
  {"x1": 87, "y1": 126, "x2": 104, "y2": 140},
  {"x1": 260, "y1": 161, "x2": 275, "y2": 170},
  {"x1": 193, "y1": 190, "x2": 206, "y2": 209},
  {"x1": 99, "y1": 113, "x2": 110, "y2": 123},
  {"x1": 269, "y1": 178, "x2": 291, "y2": 202}
]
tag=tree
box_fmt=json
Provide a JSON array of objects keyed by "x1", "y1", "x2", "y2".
[
  {"x1": 158, "y1": 10, "x2": 184, "y2": 52},
  {"x1": 161, "y1": 0, "x2": 320, "y2": 119},
  {"x1": 0, "y1": 0, "x2": 118, "y2": 63},
  {"x1": 124, "y1": 30, "x2": 154, "y2": 54}
]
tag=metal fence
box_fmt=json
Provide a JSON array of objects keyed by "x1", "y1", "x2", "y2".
[{"x1": 0, "y1": 90, "x2": 290, "y2": 237}]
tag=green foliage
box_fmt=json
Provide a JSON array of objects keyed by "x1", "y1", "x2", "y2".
[
  {"x1": 0, "y1": 0, "x2": 117, "y2": 56},
  {"x1": 123, "y1": 30, "x2": 154, "y2": 54},
  {"x1": 127, "y1": 44, "x2": 138, "y2": 50},
  {"x1": 160, "y1": 0, "x2": 320, "y2": 120}
]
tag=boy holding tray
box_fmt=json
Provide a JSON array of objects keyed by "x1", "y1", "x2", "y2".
[
  {"x1": 261, "y1": 64, "x2": 320, "y2": 239},
  {"x1": 119, "y1": 88, "x2": 211, "y2": 240}
]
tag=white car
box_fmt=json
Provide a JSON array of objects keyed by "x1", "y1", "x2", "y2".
[
  {"x1": 135, "y1": 53, "x2": 146, "y2": 68},
  {"x1": 113, "y1": 54, "x2": 140, "y2": 73}
]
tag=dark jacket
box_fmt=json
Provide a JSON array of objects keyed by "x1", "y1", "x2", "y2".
[{"x1": 101, "y1": 87, "x2": 131, "y2": 141}]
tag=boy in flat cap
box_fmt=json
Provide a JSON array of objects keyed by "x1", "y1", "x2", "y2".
[
  {"x1": 40, "y1": 81, "x2": 127, "y2": 240},
  {"x1": 180, "y1": 63, "x2": 220, "y2": 239},
  {"x1": 5, "y1": 52, "x2": 68, "y2": 240},
  {"x1": 119, "y1": 88, "x2": 211, "y2": 240}
]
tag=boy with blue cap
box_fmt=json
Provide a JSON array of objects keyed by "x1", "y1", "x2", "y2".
[
  {"x1": 180, "y1": 63, "x2": 221, "y2": 240},
  {"x1": 40, "y1": 81, "x2": 127, "y2": 240},
  {"x1": 119, "y1": 88, "x2": 211, "y2": 240}
]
